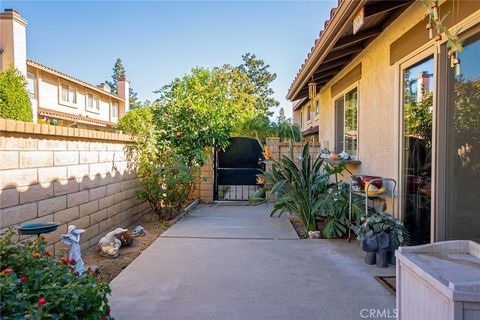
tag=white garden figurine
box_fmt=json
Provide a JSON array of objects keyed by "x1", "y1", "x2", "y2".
[
  {"x1": 98, "y1": 228, "x2": 128, "y2": 258},
  {"x1": 61, "y1": 225, "x2": 85, "y2": 275}
]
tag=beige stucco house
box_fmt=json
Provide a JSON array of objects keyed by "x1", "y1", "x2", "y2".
[
  {"x1": 289, "y1": 0, "x2": 480, "y2": 245},
  {"x1": 0, "y1": 9, "x2": 129, "y2": 130}
]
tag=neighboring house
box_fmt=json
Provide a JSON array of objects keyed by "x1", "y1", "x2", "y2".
[
  {"x1": 288, "y1": 0, "x2": 480, "y2": 244},
  {"x1": 0, "y1": 9, "x2": 129, "y2": 130}
]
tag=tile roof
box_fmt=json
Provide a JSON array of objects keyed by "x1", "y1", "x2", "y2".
[
  {"x1": 38, "y1": 107, "x2": 115, "y2": 127},
  {"x1": 288, "y1": 0, "x2": 343, "y2": 99}
]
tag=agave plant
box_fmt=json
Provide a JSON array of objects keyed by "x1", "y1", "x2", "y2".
[{"x1": 254, "y1": 143, "x2": 329, "y2": 232}]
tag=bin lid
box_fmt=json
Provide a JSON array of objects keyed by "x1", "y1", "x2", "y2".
[{"x1": 398, "y1": 240, "x2": 480, "y2": 301}]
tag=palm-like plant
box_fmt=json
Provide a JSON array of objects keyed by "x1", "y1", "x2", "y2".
[{"x1": 256, "y1": 143, "x2": 329, "y2": 231}]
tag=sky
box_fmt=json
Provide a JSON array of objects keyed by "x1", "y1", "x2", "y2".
[{"x1": 1, "y1": 0, "x2": 336, "y2": 119}]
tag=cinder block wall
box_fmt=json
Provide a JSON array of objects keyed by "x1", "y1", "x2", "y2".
[
  {"x1": 0, "y1": 119, "x2": 150, "y2": 254},
  {"x1": 265, "y1": 138, "x2": 321, "y2": 168}
]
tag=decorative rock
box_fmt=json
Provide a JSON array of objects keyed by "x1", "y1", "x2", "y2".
[{"x1": 308, "y1": 231, "x2": 321, "y2": 239}]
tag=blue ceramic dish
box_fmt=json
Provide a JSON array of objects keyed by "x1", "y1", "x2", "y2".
[{"x1": 18, "y1": 223, "x2": 59, "y2": 235}]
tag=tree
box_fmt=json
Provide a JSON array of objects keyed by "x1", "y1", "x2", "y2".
[
  {"x1": 105, "y1": 58, "x2": 139, "y2": 107},
  {"x1": 0, "y1": 67, "x2": 32, "y2": 122},
  {"x1": 154, "y1": 65, "x2": 258, "y2": 162},
  {"x1": 238, "y1": 53, "x2": 279, "y2": 117},
  {"x1": 277, "y1": 107, "x2": 287, "y2": 124},
  {"x1": 105, "y1": 58, "x2": 124, "y2": 95}
]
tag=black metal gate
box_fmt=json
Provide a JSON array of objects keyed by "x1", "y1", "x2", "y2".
[{"x1": 214, "y1": 137, "x2": 265, "y2": 201}]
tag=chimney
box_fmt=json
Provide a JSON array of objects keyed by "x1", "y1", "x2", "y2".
[
  {"x1": 118, "y1": 75, "x2": 129, "y2": 112},
  {"x1": 0, "y1": 9, "x2": 28, "y2": 76},
  {"x1": 97, "y1": 82, "x2": 111, "y2": 93},
  {"x1": 416, "y1": 71, "x2": 431, "y2": 102}
]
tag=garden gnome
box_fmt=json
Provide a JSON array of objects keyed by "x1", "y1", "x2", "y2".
[
  {"x1": 61, "y1": 225, "x2": 85, "y2": 275},
  {"x1": 98, "y1": 228, "x2": 127, "y2": 258}
]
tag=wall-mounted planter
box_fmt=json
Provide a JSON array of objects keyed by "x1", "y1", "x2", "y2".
[{"x1": 396, "y1": 240, "x2": 480, "y2": 320}]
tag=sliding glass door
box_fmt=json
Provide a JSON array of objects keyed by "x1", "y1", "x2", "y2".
[
  {"x1": 402, "y1": 56, "x2": 434, "y2": 245},
  {"x1": 443, "y1": 34, "x2": 480, "y2": 242}
]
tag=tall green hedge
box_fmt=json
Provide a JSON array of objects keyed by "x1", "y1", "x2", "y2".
[{"x1": 0, "y1": 67, "x2": 32, "y2": 122}]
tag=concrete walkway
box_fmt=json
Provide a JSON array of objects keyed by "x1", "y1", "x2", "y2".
[{"x1": 109, "y1": 204, "x2": 395, "y2": 320}]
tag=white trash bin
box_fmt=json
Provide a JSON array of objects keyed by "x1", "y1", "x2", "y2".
[{"x1": 396, "y1": 240, "x2": 480, "y2": 320}]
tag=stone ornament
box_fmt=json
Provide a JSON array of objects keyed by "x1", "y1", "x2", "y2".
[
  {"x1": 361, "y1": 231, "x2": 396, "y2": 268},
  {"x1": 98, "y1": 228, "x2": 128, "y2": 258},
  {"x1": 61, "y1": 225, "x2": 85, "y2": 275}
]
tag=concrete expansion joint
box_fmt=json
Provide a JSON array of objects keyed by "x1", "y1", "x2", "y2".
[{"x1": 159, "y1": 235, "x2": 300, "y2": 241}]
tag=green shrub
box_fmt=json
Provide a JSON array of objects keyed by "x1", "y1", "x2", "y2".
[
  {"x1": 0, "y1": 67, "x2": 32, "y2": 122},
  {"x1": 0, "y1": 228, "x2": 111, "y2": 319}
]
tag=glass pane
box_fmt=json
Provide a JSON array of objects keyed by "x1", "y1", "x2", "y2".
[
  {"x1": 445, "y1": 36, "x2": 480, "y2": 242},
  {"x1": 315, "y1": 101, "x2": 319, "y2": 114},
  {"x1": 344, "y1": 88, "x2": 358, "y2": 157},
  {"x1": 402, "y1": 56, "x2": 434, "y2": 245},
  {"x1": 334, "y1": 97, "x2": 344, "y2": 153},
  {"x1": 68, "y1": 87, "x2": 76, "y2": 103},
  {"x1": 112, "y1": 103, "x2": 117, "y2": 117},
  {"x1": 88, "y1": 94, "x2": 93, "y2": 109},
  {"x1": 61, "y1": 84, "x2": 68, "y2": 102}
]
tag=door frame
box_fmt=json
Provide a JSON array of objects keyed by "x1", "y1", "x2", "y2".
[{"x1": 397, "y1": 46, "x2": 438, "y2": 243}]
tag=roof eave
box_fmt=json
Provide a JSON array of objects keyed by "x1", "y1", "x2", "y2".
[{"x1": 287, "y1": 0, "x2": 366, "y2": 101}]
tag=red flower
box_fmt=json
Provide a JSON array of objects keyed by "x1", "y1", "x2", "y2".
[
  {"x1": 36, "y1": 298, "x2": 47, "y2": 305},
  {"x1": 2, "y1": 269, "x2": 13, "y2": 274},
  {"x1": 106, "y1": 306, "x2": 111, "y2": 315},
  {"x1": 88, "y1": 269, "x2": 96, "y2": 275},
  {"x1": 60, "y1": 257, "x2": 68, "y2": 264},
  {"x1": 74, "y1": 271, "x2": 79, "y2": 277},
  {"x1": 39, "y1": 236, "x2": 46, "y2": 240},
  {"x1": 20, "y1": 276, "x2": 28, "y2": 282},
  {"x1": 68, "y1": 266, "x2": 74, "y2": 271},
  {"x1": 100, "y1": 317, "x2": 106, "y2": 320},
  {"x1": 68, "y1": 258, "x2": 76, "y2": 264},
  {"x1": 44, "y1": 251, "x2": 51, "y2": 257},
  {"x1": 32, "y1": 253, "x2": 41, "y2": 258}
]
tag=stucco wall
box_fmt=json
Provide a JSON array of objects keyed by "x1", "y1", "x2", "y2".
[
  {"x1": 302, "y1": 2, "x2": 479, "y2": 181},
  {"x1": 0, "y1": 119, "x2": 150, "y2": 254}
]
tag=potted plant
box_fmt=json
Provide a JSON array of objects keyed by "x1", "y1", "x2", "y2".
[{"x1": 353, "y1": 212, "x2": 410, "y2": 267}]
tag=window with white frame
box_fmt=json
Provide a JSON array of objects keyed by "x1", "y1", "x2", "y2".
[
  {"x1": 86, "y1": 93, "x2": 99, "y2": 112},
  {"x1": 315, "y1": 100, "x2": 319, "y2": 115},
  {"x1": 111, "y1": 101, "x2": 118, "y2": 118},
  {"x1": 60, "y1": 83, "x2": 77, "y2": 104},
  {"x1": 334, "y1": 87, "x2": 358, "y2": 157},
  {"x1": 27, "y1": 72, "x2": 36, "y2": 99}
]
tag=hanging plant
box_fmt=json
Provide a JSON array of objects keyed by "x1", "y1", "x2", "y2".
[{"x1": 420, "y1": 0, "x2": 465, "y2": 76}]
